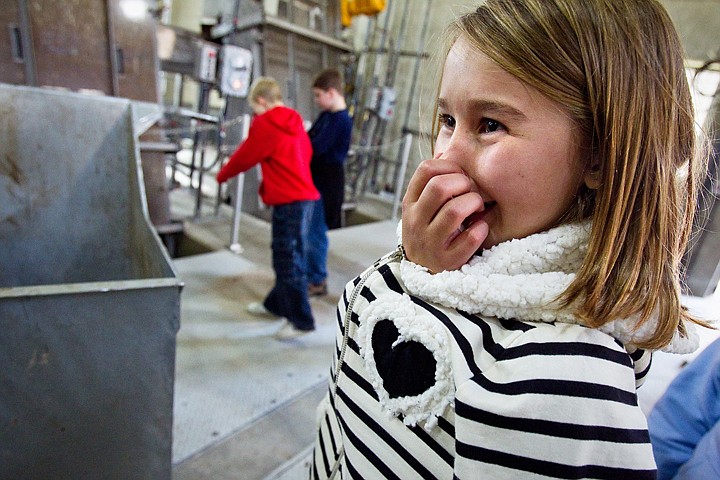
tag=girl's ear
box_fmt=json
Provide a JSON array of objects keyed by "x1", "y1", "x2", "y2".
[
  {"x1": 584, "y1": 169, "x2": 601, "y2": 190},
  {"x1": 583, "y1": 157, "x2": 601, "y2": 190}
]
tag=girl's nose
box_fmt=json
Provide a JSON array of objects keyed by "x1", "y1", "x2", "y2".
[{"x1": 437, "y1": 131, "x2": 472, "y2": 164}]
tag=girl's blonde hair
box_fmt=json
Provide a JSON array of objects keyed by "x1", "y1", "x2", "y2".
[
  {"x1": 249, "y1": 77, "x2": 283, "y2": 104},
  {"x1": 441, "y1": 0, "x2": 710, "y2": 349}
]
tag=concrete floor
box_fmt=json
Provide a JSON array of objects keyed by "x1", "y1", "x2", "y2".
[
  {"x1": 167, "y1": 187, "x2": 720, "y2": 480},
  {"x1": 169, "y1": 188, "x2": 399, "y2": 479}
]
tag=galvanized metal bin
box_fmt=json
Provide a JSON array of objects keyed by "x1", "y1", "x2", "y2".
[{"x1": 0, "y1": 85, "x2": 182, "y2": 479}]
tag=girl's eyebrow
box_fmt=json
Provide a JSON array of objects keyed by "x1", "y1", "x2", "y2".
[{"x1": 437, "y1": 97, "x2": 527, "y2": 121}]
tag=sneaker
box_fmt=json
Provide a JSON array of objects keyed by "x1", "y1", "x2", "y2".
[
  {"x1": 273, "y1": 320, "x2": 313, "y2": 340},
  {"x1": 246, "y1": 301, "x2": 278, "y2": 317},
  {"x1": 308, "y1": 281, "x2": 328, "y2": 297}
]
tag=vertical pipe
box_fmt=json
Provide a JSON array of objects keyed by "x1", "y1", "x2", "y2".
[
  {"x1": 287, "y1": 33, "x2": 297, "y2": 107},
  {"x1": 402, "y1": 0, "x2": 432, "y2": 133},
  {"x1": 17, "y1": 0, "x2": 37, "y2": 86},
  {"x1": 233, "y1": 0, "x2": 242, "y2": 26},
  {"x1": 357, "y1": 1, "x2": 395, "y2": 196},
  {"x1": 388, "y1": 0, "x2": 432, "y2": 198},
  {"x1": 229, "y1": 114, "x2": 252, "y2": 253},
  {"x1": 373, "y1": 0, "x2": 411, "y2": 190},
  {"x1": 349, "y1": 17, "x2": 375, "y2": 118},
  {"x1": 391, "y1": 133, "x2": 413, "y2": 220},
  {"x1": 384, "y1": 0, "x2": 411, "y2": 86},
  {"x1": 214, "y1": 100, "x2": 230, "y2": 216},
  {"x1": 169, "y1": 73, "x2": 183, "y2": 187},
  {"x1": 192, "y1": 83, "x2": 211, "y2": 218},
  {"x1": 105, "y1": 0, "x2": 121, "y2": 96},
  {"x1": 363, "y1": 0, "x2": 396, "y2": 190},
  {"x1": 172, "y1": 73, "x2": 183, "y2": 106},
  {"x1": 286, "y1": 0, "x2": 297, "y2": 107},
  {"x1": 251, "y1": 34, "x2": 263, "y2": 80},
  {"x1": 376, "y1": 0, "x2": 394, "y2": 67}
]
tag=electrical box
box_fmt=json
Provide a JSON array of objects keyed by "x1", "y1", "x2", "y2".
[
  {"x1": 219, "y1": 45, "x2": 253, "y2": 98},
  {"x1": 366, "y1": 86, "x2": 395, "y2": 120},
  {"x1": 378, "y1": 86, "x2": 395, "y2": 120},
  {"x1": 195, "y1": 43, "x2": 219, "y2": 83},
  {"x1": 157, "y1": 25, "x2": 223, "y2": 85}
]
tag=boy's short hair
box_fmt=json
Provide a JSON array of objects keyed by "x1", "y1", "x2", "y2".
[
  {"x1": 312, "y1": 68, "x2": 344, "y2": 93},
  {"x1": 249, "y1": 77, "x2": 283, "y2": 104}
]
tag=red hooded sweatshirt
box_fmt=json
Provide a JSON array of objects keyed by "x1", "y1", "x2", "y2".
[{"x1": 216, "y1": 105, "x2": 320, "y2": 206}]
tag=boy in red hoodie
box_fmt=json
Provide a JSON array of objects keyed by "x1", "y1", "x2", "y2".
[{"x1": 216, "y1": 77, "x2": 320, "y2": 340}]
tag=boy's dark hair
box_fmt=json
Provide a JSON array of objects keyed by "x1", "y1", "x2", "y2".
[{"x1": 313, "y1": 68, "x2": 343, "y2": 93}]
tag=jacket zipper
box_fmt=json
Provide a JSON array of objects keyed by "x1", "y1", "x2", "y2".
[
  {"x1": 326, "y1": 246, "x2": 403, "y2": 479},
  {"x1": 332, "y1": 245, "x2": 403, "y2": 397}
]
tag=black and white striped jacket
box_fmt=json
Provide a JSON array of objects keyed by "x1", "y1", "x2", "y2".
[{"x1": 312, "y1": 246, "x2": 658, "y2": 479}]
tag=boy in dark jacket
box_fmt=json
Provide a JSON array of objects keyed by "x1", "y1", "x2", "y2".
[
  {"x1": 306, "y1": 68, "x2": 353, "y2": 296},
  {"x1": 216, "y1": 77, "x2": 319, "y2": 340}
]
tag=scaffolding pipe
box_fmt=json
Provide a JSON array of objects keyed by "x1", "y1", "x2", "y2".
[
  {"x1": 371, "y1": 0, "x2": 412, "y2": 192},
  {"x1": 356, "y1": 0, "x2": 396, "y2": 196},
  {"x1": 391, "y1": 133, "x2": 413, "y2": 220},
  {"x1": 287, "y1": 32, "x2": 298, "y2": 107},
  {"x1": 214, "y1": 102, "x2": 230, "y2": 216},
  {"x1": 384, "y1": 0, "x2": 411, "y2": 87},
  {"x1": 370, "y1": 2, "x2": 410, "y2": 195},
  {"x1": 17, "y1": 0, "x2": 37, "y2": 86},
  {"x1": 359, "y1": 0, "x2": 395, "y2": 147},
  {"x1": 229, "y1": 114, "x2": 252, "y2": 253},
  {"x1": 350, "y1": 17, "x2": 375, "y2": 117},
  {"x1": 402, "y1": 0, "x2": 432, "y2": 133},
  {"x1": 105, "y1": 0, "x2": 121, "y2": 96},
  {"x1": 387, "y1": 0, "x2": 433, "y2": 197}
]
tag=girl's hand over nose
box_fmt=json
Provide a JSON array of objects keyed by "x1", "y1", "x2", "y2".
[{"x1": 401, "y1": 154, "x2": 489, "y2": 273}]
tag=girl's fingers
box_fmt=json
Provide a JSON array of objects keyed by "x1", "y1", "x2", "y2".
[
  {"x1": 403, "y1": 191, "x2": 487, "y2": 272},
  {"x1": 431, "y1": 192, "x2": 485, "y2": 242},
  {"x1": 412, "y1": 172, "x2": 478, "y2": 224},
  {"x1": 401, "y1": 156, "x2": 488, "y2": 271},
  {"x1": 403, "y1": 158, "x2": 466, "y2": 204}
]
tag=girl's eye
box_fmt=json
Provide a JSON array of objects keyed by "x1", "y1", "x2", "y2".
[
  {"x1": 438, "y1": 113, "x2": 456, "y2": 129},
  {"x1": 438, "y1": 113, "x2": 505, "y2": 134},
  {"x1": 479, "y1": 118, "x2": 504, "y2": 134}
]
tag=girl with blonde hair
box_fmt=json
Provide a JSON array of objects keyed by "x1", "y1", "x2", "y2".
[{"x1": 312, "y1": 0, "x2": 712, "y2": 478}]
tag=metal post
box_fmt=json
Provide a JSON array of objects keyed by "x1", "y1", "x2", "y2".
[
  {"x1": 105, "y1": 0, "x2": 121, "y2": 97},
  {"x1": 229, "y1": 114, "x2": 251, "y2": 253},
  {"x1": 287, "y1": 32, "x2": 297, "y2": 107},
  {"x1": 364, "y1": 0, "x2": 396, "y2": 193},
  {"x1": 169, "y1": 74, "x2": 183, "y2": 187},
  {"x1": 192, "y1": 82, "x2": 212, "y2": 218},
  {"x1": 391, "y1": 133, "x2": 413, "y2": 220},
  {"x1": 373, "y1": 0, "x2": 411, "y2": 191},
  {"x1": 214, "y1": 101, "x2": 230, "y2": 216},
  {"x1": 350, "y1": 17, "x2": 375, "y2": 117},
  {"x1": 17, "y1": 0, "x2": 37, "y2": 86},
  {"x1": 401, "y1": 0, "x2": 432, "y2": 134},
  {"x1": 390, "y1": 0, "x2": 432, "y2": 194}
]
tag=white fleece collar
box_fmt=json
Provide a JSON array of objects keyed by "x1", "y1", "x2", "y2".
[{"x1": 398, "y1": 221, "x2": 698, "y2": 354}]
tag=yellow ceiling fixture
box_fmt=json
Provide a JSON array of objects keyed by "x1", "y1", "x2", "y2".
[{"x1": 340, "y1": 0, "x2": 387, "y2": 27}]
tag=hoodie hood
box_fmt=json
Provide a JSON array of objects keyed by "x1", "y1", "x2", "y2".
[
  {"x1": 262, "y1": 105, "x2": 306, "y2": 136},
  {"x1": 397, "y1": 220, "x2": 698, "y2": 354}
]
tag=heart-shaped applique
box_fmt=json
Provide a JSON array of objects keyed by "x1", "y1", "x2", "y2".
[
  {"x1": 357, "y1": 292, "x2": 455, "y2": 429},
  {"x1": 371, "y1": 319, "x2": 437, "y2": 398}
]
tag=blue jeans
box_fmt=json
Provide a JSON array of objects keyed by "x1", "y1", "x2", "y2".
[
  {"x1": 306, "y1": 199, "x2": 328, "y2": 285},
  {"x1": 263, "y1": 200, "x2": 314, "y2": 331}
]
